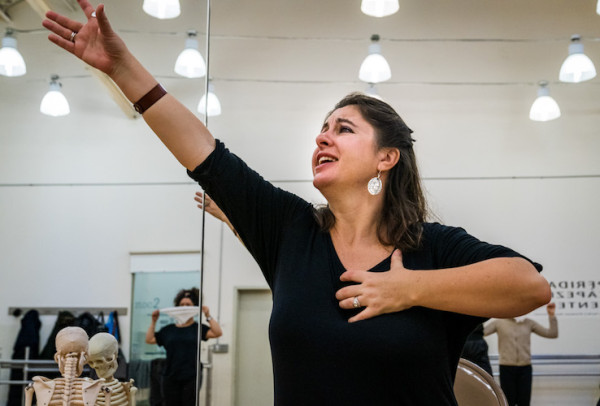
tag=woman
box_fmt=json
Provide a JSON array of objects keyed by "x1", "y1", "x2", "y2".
[
  {"x1": 43, "y1": 3, "x2": 551, "y2": 403},
  {"x1": 145, "y1": 288, "x2": 222, "y2": 406}
]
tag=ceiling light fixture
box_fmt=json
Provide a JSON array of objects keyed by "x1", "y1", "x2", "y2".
[
  {"x1": 361, "y1": 0, "x2": 399, "y2": 17},
  {"x1": 142, "y1": 0, "x2": 180, "y2": 19},
  {"x1": 365, "y1": 83, "x2": 383, "y2": 100},
  {"x1": 40, "y1": 75, "x2": 70, "y2": 117},
  {"x1": 529, "y1": 81, "x2": 560, "y2": 122},
  {"x1": 359, "y1": 34, "x2": 391, "y2": 84},
  {"x1": 0, "y1": 29, "x2": 26, "y2": 77},
  {"x1": 174, "y1": 30, "x2": 206, "y2": 78},
  {"x1": 597, "y1": 0, "x2": 600, "y2": 15},
  {"x1": 197, "y1": 81, "x2": 221, "y2": 117},
  {"x1": 559, "y1": 35, "x2": 596, "y2": 83}
]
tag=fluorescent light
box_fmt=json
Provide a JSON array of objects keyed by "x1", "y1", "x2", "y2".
[
  {"x1": 40, "y1": 75, "x2": 70, "y2": 117},
  {"x1": 174, "y1": 31, "x2": 206, "y2": 78},
  {"x1": 197, "y1": 82, "x2": 221, "y2": 117},
  {"x1": 559, "y1": 35, "x2": 596, "y2": 83},
  {"x1": 365, "y1": 83, "x2": 383, "y2": 100},
  {"x1": 143, "y1": 0, "x2": 180, "y2": 19},
  {"x1": 361, "y1": 0, "x2": 399, "y2": 17},
  {"x1": 359, "y1": 35, "x2": 391, "y2": 83},
  {"x1": 0, "y1": 29, "x2": 26, "y2": 77},
  {"x1": 529, "y1": 81, "x2": 560, "y2": 122}
]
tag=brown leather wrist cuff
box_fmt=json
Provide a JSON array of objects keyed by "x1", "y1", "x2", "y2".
[{"x1": 133, "y1": 84, "x2": 167, "y2": 114}]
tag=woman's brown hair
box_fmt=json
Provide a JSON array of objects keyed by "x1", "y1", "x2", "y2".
[
  {"x1": 173, "y1": 287, "x2": 200, "y2": 306},
  {"x1": 313, "y1": 92, "x2": 427, "y2": 251}
]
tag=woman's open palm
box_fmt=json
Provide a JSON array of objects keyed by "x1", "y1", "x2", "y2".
[{"x1": 42, "y1": 1, "x2": 126, "y2": 76}]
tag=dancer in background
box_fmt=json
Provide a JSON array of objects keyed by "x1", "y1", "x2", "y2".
[
  {"x1": 145, "y1": 288, "x2": 222, "y2": 406},
  {"x1": 485, "y1": 303, "x2": 558, "y2": 406}
]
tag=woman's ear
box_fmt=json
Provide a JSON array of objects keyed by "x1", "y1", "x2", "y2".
[{"x1": 377, "y1": 147, "x2": 400, "y2": 171}]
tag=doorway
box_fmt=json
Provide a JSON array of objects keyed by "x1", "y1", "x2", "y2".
[{"x1": 233, "y1": 289, "x2": 273, "y2": 406}]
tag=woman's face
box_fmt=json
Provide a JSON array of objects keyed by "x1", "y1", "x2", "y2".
[
  {"x1": 312, "y1": 105, "x2": 380, "y2": 194},
  {"x1": 178, "y1": 297, "x2": 195, "y2": 307}
]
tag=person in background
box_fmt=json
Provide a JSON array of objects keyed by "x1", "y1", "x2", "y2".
[
  {"x1": 461, "y1": 323, "x2": 493, "y2": 376},
  {"x1": 43, "y1": 3, "x2": 551, "y2": 403},
  {"x1": 484, "y1": 302, "x2": 558, "y2": 406},
  {"x1": 145, "y1": 288, "x2": 222, "y2": 406}
]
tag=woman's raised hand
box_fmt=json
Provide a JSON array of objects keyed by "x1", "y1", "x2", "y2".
[{"x1": 42, "y1": 0, "x2": 128, "y2": 77}]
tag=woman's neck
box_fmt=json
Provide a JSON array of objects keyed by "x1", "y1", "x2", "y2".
[
  {"x1": 328, "y1": 199, "x2": 394, "y2": 271},
  {"x1": 327, "y1": 191, "x2": 384, "y2": 242}
]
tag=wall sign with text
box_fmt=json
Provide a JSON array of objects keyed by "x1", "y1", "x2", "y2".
[{"x1": 534, "y1": 279, "x2": 600, "y2": 316}]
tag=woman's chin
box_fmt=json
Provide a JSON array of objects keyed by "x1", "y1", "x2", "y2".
[{"x1": 312, "y1": 176, "x2": 329, "y2": 191}]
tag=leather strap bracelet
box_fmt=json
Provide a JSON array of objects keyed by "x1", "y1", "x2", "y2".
[{"x1": 133, "y1": 83, "x2": 167, "y2": 114}]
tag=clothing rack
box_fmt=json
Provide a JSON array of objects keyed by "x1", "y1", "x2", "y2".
[{"x1": 8, "y1": 307, "x2": 128, "y2": 316}]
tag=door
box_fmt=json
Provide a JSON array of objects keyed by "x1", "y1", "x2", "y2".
[{"x1": 234, "y1": 289, "x2": 273, "y2": 406}]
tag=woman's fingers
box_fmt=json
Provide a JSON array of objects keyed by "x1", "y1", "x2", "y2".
[
  {"x1": 46, "y1": 32, "x2": 76, "y2": 54},
  {"x1": 95, "y1": 4, "x2": 114, "y2": 36},
  {"x1": 45, "y1": 10, "x2": 83, "y2": 34},
  {"x1": 76, "y1": 0, "x2": 96, "y2": 18}
]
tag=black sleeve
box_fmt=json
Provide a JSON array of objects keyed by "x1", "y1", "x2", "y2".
[
  {"x1": 201, "y1": 324, "x2": 210, "y2": 341},
  {"x1": 187, "y1": 140, "x2": 312, "y2": 286},
  {"x1": 426, "y1": 222, "x2": 543, "y2": 272},
  {"x1": 424, "y1": 222, "x2": 543, "y2": 343}
]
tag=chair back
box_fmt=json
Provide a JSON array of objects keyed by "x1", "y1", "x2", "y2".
[{"x1": 454, "y1": 358, "x2": 508, "y2": 406}]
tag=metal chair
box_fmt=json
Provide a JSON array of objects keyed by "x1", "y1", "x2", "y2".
[{"x1": 454, "y1": 358, "x2": 508, "y2": 406}]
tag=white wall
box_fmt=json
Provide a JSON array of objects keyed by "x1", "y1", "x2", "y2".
[{"x1": 1, "y1": 37, "x2": 599, "y2": 406}]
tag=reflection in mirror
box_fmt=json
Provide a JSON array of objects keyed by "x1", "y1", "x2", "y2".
[
  {"x1": 200, "y1": 0, "x2": 600, "y2": 405},
  {"x1": 0, "y1": 0, "x2": 209, "y2": 405}
]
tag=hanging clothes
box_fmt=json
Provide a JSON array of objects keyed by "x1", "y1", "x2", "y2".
[
  {"x1": 8, "y1": 310, "x2": 41, "y2": 406},
  {"x1": 39, "y1": 310, "x2": 75, "y2": 359},
  {"x1": 105, "y1": 310, "x2": 121, "y2": 343},
  {"x1": 105, "y1": 310, "x2": 128, "y2": 380},
  {"x1": 74, "y1": 311, "x2": 107, "y2": 337}
]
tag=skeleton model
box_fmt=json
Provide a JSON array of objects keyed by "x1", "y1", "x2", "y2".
[
  {"x1": 24, "y1": 326, "x2": 108, "y2": 406},
  {"x1": 88, "y1": 333, "x2": 137, "y2": 406}
]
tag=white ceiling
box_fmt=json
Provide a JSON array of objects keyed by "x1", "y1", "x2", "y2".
[{"x1": 0, "y1": 0, "x2": 599, "y2": 186}]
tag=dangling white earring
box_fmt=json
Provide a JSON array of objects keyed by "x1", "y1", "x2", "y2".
[{"x1": 367, "y1": 171, "x2": 382, "y2": 195}]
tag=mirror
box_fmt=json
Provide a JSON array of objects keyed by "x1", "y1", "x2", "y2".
[{"x1": 0, "y1": 0, "x2": 209, "y2": 405}]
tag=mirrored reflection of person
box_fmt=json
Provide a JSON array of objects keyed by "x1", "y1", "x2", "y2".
[
  {"x1": 145, "y1": 288, "x2": 222, "y2": 406},
  {"x1": 484, "y1": 303, "x2": 558, "y2": 406},
  {"x1": 43, "y1": 4, "x2": 551, "y2": 403}
]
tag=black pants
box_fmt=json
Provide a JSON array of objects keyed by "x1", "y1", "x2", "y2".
[
  {"x1": 499, "y1": 365, "x2": 532, "y2": 406},
  {"x1": 162, "y1": 375, "x2": 202, "y2": 406}
]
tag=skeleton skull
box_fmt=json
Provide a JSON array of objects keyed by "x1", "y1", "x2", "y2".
[
  {"x1": 88, "y1": 332, "x2": 119, "y2": 379},
  {"x1": 54, "y1": 326, "x2": 89, "y2": 376}
]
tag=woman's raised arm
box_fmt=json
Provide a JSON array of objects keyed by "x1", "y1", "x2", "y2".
[{"x1": 42, "y1": 0, "x2": 215, "y2": 170}]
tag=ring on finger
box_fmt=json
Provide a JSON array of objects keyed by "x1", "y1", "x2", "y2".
[
  {"x1": 69, "y1": 31, "x2": 77, "y2": 42},
  {"x1": 352, "y1": 296, "x2": 361, "y2": 308}
]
